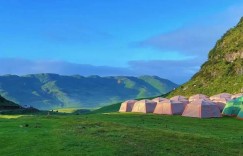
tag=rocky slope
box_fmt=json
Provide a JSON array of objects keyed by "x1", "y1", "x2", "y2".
[{"x1": 169, "y1": 17, "x2": 243, "y2": 97}]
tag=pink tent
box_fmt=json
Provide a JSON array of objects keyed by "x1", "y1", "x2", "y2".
[
  {"x1": 152, "y1": 97, "x2": 168, "y2": 103},
  {"x1": 154, "y1": 100, "x2": 185, "y2": 115},
  {"x1": 210, "y1": 93, "x2": 232, "y2": 101},
  {"x1": 119, "y1": 100, "x2": 137, "y2": 112},
  {"x1": 182, "y1": 99, "x2": 221, "y2": 118},
  {"x1": 170, "y1": 95, "x2": 187, "y2": 101},
  {"x1": 132, "y1": 99, "x2": 157, "y2": 113},
  {"x1": 211, "y1": 98, "x2": 230, "y2": 111},
  {"x1": 170, "y1": 95, "x2": 189, "y2": 105},
  {"x1": 153, "y1": 102, "x2": 164, "y2": 114},
  {"x1": 231, "y1": 93, "x2": 243, "y2": 99},
  {"x1": 189, "y1": 94, "x2": 209, "y2": 102}
]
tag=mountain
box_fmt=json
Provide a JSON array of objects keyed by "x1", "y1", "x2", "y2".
[
  {"x1": 169, "y1": 17, "x2": 243, "y2": 97},
  {"x1": 0, "y1": 95, "x2": 20, "y2": 109},
  {"x1": 0, "y1": 74, "x2": 178, "y2": 109}
]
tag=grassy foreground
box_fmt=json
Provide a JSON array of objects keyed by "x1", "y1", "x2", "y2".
[{"x1": 0, "y1": 113, "x2": 243, "y2": 156}]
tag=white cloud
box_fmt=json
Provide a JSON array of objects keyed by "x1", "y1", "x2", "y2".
[
  {"x1": 136, "y1": 4, "x2": 243, "y2": 61},
  {"x1": 0, "y1": 57, "x2": 202, "y2": 84},
  {"x1": 0, "y1": 58, "x2": 133, "y2": 76}
]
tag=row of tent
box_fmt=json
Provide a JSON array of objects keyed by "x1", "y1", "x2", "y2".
[{"x1": 119, "y1": 93, "x2": 243, "y2": 119}]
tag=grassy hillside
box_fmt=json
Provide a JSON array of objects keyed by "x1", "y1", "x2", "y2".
[
  {"x1": 0, "y1": 114, "x2": 242, "y2": 155},
  {"x1": 0, "y1": 74, "x2": 177, "y2": 109},
  {"x1": 169, "y1": 17, "x2": 243, "y2": 97},
  {"x1": 90, "y1": 103, "x2": 121, "y2": 114}
]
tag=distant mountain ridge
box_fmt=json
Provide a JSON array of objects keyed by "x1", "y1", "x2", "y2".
[
  {"x1": 169, "y1": 17, "x2": 243, "y2": 97},
  {"x1": 0, "y1": 74, "x2": 178, "y2": 109}
]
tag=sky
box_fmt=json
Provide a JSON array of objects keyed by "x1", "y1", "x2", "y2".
[{"x1": 0, "y1": 0, "x2": 243, "y2": 84}]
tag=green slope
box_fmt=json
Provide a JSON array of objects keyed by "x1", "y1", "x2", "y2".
[
  {"x1": 0, "y1": 114, "x2": 242, "y2": 155},
  {"x1": 0, "y1": 74, "x2": 178, "y2": 109},
  {"x1": 90, "y1": 103, "x2": 121, "y2": 114},
  {"x1": 169, "y1": 17, "x2": 243, "y2": 97}
]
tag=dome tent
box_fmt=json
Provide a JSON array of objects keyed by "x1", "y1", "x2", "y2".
[
  {"x1": 152, "y1": 97, "x2": 168, "y2": 103},
  {"x1": 210, "y1": 93, "x2": 232, "y2": 112},
  {"x1": 231, "y1": 93, "x2": 243, "y2": 99},
  {"x1": 211, "y1": 98, "x2": 230, "y2": 112},
  {"x1": 182, "y1": 99, "x2": 221, "y2": 118},
  {"x1": 237, "y1": 105, "x2": 243, "y2": 120},
  {"x1": 210, "y1": 93, "x2": 232, "y2": 101},
  {"x1": 132, "y1": 100, "x2": 157, "y2": 113},
  {"x1": 153, "y1": 102, "x2": 164, "y2": 114},
  {"x1": 170, "y1": 95, "x2": 187, "y2": 101},
  {"x1": 189, "y1": 94, "x2": 209, "y2": 102},
  {"x1": 119, "y1": 100, "x2": 137, "y2": 112},
  {"x1": 170, "y1": 95, "x2": 189, "y2": 105},
  {"x1": 222, "y1": 96, "x2": 243, "y2": 116},
  {"x1": 154, "y1": 100, "x2": 185, "y2": 115}
]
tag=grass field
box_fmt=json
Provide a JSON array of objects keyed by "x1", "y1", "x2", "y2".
[
  {"x1": 55, "y1": 108, "x2": 92, "y2": 114},
  {"x1": 0, "y1": 112, "x2": 243, "y2": 156}
]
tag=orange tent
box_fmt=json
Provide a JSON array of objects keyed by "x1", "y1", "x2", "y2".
[
  {"x1": 182, "y1": 99, "x2": 221, "y2": 118},
  {"x1": 132, "y1": 99, "x2": 157, "y2": 113},
  {"x1": 119, "y1": 100, "x2": 137, "y2": 112}
]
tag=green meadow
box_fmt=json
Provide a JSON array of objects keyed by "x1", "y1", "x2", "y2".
[{"x1": 0, "y1": 111, "x2": 243, "y2": 156}]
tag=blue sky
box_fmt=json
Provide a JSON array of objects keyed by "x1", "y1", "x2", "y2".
[{"x1": 0, "y1": 0, "x2": 243, "y2": 84}]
